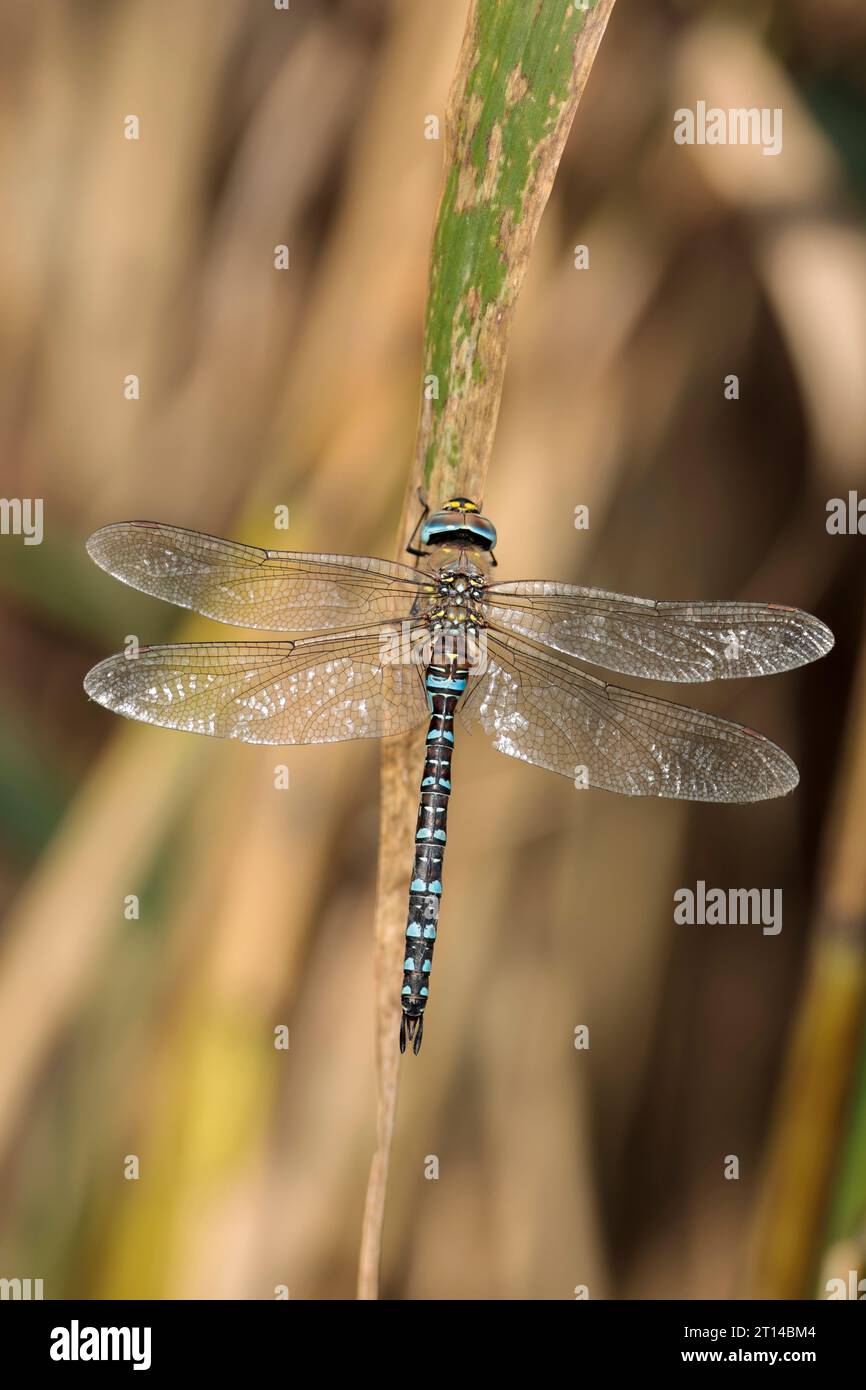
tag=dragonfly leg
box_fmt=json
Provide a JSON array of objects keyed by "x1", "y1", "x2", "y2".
[{"x1": 405, "y1": 486, "x2": 430, "y2": 558}]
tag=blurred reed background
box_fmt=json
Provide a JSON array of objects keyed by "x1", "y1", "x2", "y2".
[{"x1": 0, "y1": 0, "x2": 864, "y2": 1300}]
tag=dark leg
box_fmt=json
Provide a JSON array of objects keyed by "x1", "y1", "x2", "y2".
[{"x1": 406, "y1": 486, "x2": 430, "y2": 558}]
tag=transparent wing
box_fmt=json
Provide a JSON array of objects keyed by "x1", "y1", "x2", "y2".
[
  {"x1": 86, "y1": 522, "x2": 428, "y2": 631},
  {"x1": 485, "y1": 581, "x2": 833, "y2": 681},
  {"x1": 460, "y1": 631, "x2": 799, "y2": 801},
  {"x1": 84, "y1": 629, "x2": 429, "y2": 745}
]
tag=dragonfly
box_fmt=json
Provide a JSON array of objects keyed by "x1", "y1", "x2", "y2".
[{"x1": 83, "y1": 498, "x2": 833, "y2": 1053}]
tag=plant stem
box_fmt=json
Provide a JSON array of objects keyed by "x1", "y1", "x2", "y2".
[{"x1": 357, "y1": 0, "x2": 618, "y2": 1300}]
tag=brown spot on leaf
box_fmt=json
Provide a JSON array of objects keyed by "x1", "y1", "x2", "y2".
[
  {"x1": 455, "y1": 93, "x2": 485, "y2": 210},
  {"x1": 457, "y1": 165, "x2": 477, "y2": 209},
  {"x1": 457, "y1": 114, "x2": 503, "y2": 209},
  {"x1": 505, "y1": 64, "x2": 528, "y2": 107},
  {"x1": 480, "y1": 121, "x2": 503, "y2": 200}
]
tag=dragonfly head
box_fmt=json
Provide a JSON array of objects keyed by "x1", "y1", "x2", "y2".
[{"x1": 420, "y1": 497, "x2": 497, "y2": 553}]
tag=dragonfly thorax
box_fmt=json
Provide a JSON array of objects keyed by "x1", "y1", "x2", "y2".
[{"x1": 421, "y1": 565, "x2": 488, "y2": 634}]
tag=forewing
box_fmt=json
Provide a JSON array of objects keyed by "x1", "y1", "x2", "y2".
[
  {"x1": 87, "y1": 522, "x2": 427, "y2": 631},
  {"x1": 460, "y1": 631, "x2": 799, "y2": 801},
  {"x1": 84, "y1": 630, "x2": 429, "y2": 745},
  {"x1": 485, "y1": 581, "x2": 833, "y2": 681}
]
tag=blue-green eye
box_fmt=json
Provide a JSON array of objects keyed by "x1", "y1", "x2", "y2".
[{"x1": 420, "y1": 511, "x2": 497, "y2": 551}]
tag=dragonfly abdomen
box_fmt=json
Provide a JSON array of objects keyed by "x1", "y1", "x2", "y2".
[{"x1": 399, "y1": 660, "x2": 468, "y2": 1055}]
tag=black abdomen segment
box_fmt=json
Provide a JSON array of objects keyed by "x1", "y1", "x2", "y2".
[{"x1": 400, "y1": 661, "x2": 467, "y2": 1054}]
